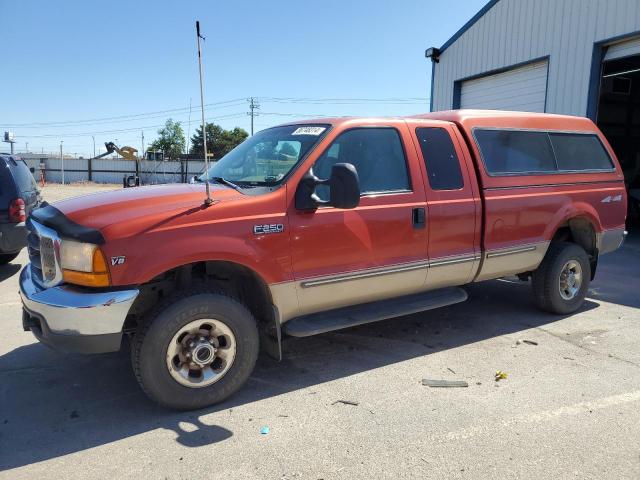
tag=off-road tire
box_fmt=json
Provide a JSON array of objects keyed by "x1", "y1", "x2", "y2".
[
  {"x1": 0, "y1": 252, "x2": 19, "y2": 265},
  {"x1": 131, "y1": 288, "x2": 259, "y2": 410},
  {"x1": 532, "y1": 242, "x2": 591, "y2": 314}
]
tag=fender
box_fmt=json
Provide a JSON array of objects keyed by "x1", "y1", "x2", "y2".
[
  {"x1": 103, "y1": 228, "x2": 293, "y2": 287},
  {"x1": 542, "y1": 200, "x2": 603, "y2": 242}
]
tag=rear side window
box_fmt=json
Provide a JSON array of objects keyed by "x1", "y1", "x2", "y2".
[
  {"x1": 11, "y1": 161, "x2": 37, "y2": 193},
  {"x1": 474, "y1": 129, "x2": 615, "y2": 175},
  {"x1": 549, "y1": 133, "x2": 614, "y2": 171},
  {"x1": 415, "y1": 127, "x2": 464, "y2": 190},
  {"x1": 474, "y1": 130, "x2": 556, "y2": 174},
  {"x1": 313, "y1": 127, "x2": 410, "y2": 198}
]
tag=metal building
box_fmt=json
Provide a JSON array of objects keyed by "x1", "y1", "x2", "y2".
[{"x1": 427, "y1": 0, "x2": 640, "y2": 203}]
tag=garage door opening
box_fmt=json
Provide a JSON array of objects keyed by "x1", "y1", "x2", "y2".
[{"x1": 596, "y1": 52, "x2": 640, "y2": 228}]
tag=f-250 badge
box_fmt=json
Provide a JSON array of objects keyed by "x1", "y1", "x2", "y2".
[
  {"x1": 253, "y1": 224, "x2": 284, "y2": 235},
  {"x1": 111, "y1": 256, "x2": 126, "y2": 266}
]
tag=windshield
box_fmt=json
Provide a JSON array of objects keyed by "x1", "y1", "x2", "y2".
[{"x1": 198, "y1": 124, "x2": 330, "y2": 187}]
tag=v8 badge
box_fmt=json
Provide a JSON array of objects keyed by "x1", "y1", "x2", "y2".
[{"x1": 111, "y1": 256, "x2": 126, "y2": 266}]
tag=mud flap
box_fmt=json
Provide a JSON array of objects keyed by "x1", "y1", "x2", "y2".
[{"x1": 260, "y1": 305, "x2": 282, "y2": 361}]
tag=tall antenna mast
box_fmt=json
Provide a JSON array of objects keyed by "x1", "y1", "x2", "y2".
[{"x1": 196, "y1": 21, "x2": 213, "y2": 206}]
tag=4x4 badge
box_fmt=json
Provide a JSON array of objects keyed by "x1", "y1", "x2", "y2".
[{"x1": 111, "y1": 256, "x2": 126, "y2": 266}]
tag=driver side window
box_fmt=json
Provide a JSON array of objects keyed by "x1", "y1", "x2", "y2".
[{"x1": 313, "y1": 128, "x2": 410, "y2": 200}]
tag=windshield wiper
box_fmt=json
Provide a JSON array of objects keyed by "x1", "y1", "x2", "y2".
[{"x1": 210, "y1": 176, "x2": 242, "y2": 191}]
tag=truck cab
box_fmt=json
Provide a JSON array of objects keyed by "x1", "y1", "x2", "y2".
[{"x1": 19, "y1": 110, "x2": 627, "y2": 410}]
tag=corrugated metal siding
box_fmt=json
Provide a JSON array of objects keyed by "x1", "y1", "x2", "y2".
[
  {"x1": 460, "y1": 60, "x2": 548, "y2": 112},
  {"x1": 432, "y1": 0, "x2": 640, "y2": 115}
]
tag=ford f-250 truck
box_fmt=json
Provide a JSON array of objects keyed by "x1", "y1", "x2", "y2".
[{"x1": 20, "y1": 110, "x2": 627, "y2": 410}]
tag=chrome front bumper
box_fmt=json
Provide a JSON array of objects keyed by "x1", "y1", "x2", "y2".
[{"x1": 19, "y1": 266, "x2": 139, "y2": 353}]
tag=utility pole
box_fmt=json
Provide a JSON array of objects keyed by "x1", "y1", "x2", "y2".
[
  {"x1": 25, "y1": 142, "x2": 28, "y2": 153},
  {"x1": 141, "y1": 131, "x2": 145, "y2": 159},
  {"x1": 196, "y1": 20, "x2": 213, "y2": 206},
  {"x1": 186, "y1": 97, "x2": 192, "y2": 154},
  {"x1": 91, "y1": 136, "x2": 96, "y2": 158},
  {"x1": 248, "y1": 97, "x2": 260, "y2": 135},
  {"x1": 60, "y1": 141, "x2": 65, "y2": 185}
]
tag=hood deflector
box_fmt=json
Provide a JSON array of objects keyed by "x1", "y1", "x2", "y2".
[{"x1": 31, "y1": 202, "x2": 105, "y2": 244}]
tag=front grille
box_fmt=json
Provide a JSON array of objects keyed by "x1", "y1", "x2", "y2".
[
  {"x1": 26, "y1": 221, "x2": 44, "y2": 286},
  {"x1": 26, "y1": 218, "x2": 61, "y2": 288}
]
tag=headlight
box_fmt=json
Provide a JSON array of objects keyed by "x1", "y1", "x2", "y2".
[{"x1": 60, "y1": 240, "x2": 110, "y2": 287}]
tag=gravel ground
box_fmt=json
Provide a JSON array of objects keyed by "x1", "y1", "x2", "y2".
[{"x1": 1, "y1": 183, "x2": 639, "y2": 479}]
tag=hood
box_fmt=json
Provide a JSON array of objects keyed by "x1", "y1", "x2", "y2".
[{"x1": 52, "y1": 183, "x2": 243, "y2": 237}]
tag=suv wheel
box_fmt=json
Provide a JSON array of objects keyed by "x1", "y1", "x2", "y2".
[
  {"x1": 532, "y1": 242, "x2": 591, "y2": 314},
  {"x1": 132, "y1": 288, "x2": 259, "y2": 410},
  {"x1": 0, "y1": 252, "x2": 19, "y2": 265}
]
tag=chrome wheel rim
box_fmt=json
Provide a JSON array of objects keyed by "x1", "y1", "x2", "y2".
[
  {"x1": 166, "y1": 319, "x2": 236, "y2": 388},
  {"x1": 559, "y1": 260, "x2": 582, "y2": 300}
]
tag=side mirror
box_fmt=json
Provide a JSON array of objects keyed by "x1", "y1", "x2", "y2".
[
  {"x1": 29, "y1": 167, "x2": 35, "y2": 173},
  {"x1": 295, "y1": 163, "x2": 360, "y2": 210}
]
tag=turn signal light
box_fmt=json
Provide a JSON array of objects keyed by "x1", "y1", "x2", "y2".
[{"x1": 62, "y1": 248, "x2": 111, "y2": 287}]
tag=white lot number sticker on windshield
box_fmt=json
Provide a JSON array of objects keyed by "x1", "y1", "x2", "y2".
[{"x1": 292, "y1": 126, "x2": 326, "y2": 136}]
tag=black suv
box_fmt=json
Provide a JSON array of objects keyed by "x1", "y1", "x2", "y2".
[{"x1": 0, "y1": 154, "x2": 40, "y2": 264}]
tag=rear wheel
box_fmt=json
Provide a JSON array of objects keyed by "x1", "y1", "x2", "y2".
[
  {"x1": 132, "y1": 288, "x2": 259, "y2": 410},
  {"x1": 532, "y1": 242, "x2": 591, "y2": 314},
  {"x1": 0, "y1": 252, "x2": 19, "y2": 265}
]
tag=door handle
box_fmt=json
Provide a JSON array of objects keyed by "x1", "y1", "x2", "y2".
[{"x1": 413, "y1": 207, "x2": 426, "y2": 228}]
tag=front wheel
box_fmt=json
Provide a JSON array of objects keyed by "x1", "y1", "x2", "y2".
[
  {"x1": 132, "y1": 289, "x2": 259, "y2": 410},
  {"x1": 532, "y1": 242, "x2": 591, "y2": 314}
]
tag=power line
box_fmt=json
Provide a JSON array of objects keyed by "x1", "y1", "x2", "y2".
[
  {"x1": 17, "y1": 112, "x2": 248, "y2": 138},
  {"x1": 0, "y1": 98, "x2": 247, "y2": 128},
  {"x1": 1, "y1": 96, "x2": 427, "y2": 129},
  {"x1": 1, "y1": 101, "x2": 247, "y2": 129},
  {"x1": 260, "y1": 96, "x2": 427, "y2": 105}
]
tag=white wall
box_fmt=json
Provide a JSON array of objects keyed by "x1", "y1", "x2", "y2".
[
  {"x1": 22, "y1": 157, "x2": 207, "y2": 184},
  {"x1": 432, "y1": 0, "x2": 640, "y2": 115}
]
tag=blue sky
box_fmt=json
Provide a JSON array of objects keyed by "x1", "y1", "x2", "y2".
[{"x1": 1, "y1": 0, "x2": 487, "y2": 157}]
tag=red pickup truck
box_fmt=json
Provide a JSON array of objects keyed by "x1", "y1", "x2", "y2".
[{"x1": 20, "y1": 110, "x2": 627, "y2": 410}]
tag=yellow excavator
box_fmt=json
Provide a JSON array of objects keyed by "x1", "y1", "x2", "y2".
[
  {"x1": 90, "y1": 142, "x2": 139, "y2": 160},
  {"x1": 90, "y1": 142, "x2": 140, "y2": 187}
]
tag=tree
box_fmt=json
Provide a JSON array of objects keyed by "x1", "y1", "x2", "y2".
[
  {"x1": 148, "y1": 119, "x2": 186, "y2": 160},
  {"x1": 190, "y1": 123, "x2": 249, "y2": 159}
]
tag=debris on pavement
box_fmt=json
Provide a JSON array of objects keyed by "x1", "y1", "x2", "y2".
[
  {"x1": 332, "y1": 400, "x2": 359, "y2": 406},
  {"x1": 260, "y1": 426, "x2": 270, "y2": 435},
  {"x1": 494, "y1": 371, "x2": 508, "y2": 381},
  {"x1": 447, "y1": 367, "x2": 456, "y2": 374},
  {"x1": 422, "y1": 379, "x2": 469, "y2": 388},
  {"x1": 522, "y1": 339, "x2": 538, "y2": 345}
]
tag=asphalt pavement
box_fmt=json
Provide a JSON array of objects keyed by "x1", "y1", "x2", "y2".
[{"x1": 1, "y1": 184, "x2": 639, "y2": 479}]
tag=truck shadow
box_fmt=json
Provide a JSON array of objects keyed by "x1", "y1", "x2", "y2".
[
  {"x1": 0, "y1": 263, "x2": 21, "y2": 282},
  {"x1": 0, "y1": 277, "x2": 603, "y2": 472}
]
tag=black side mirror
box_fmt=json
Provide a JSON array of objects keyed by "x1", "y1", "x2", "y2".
[
  {"x1": 295, "y1": 163, "x2": 360, "y2": 210},
  {"x1": 29, "y1": 167, "x2": 35, "y2": 173}
]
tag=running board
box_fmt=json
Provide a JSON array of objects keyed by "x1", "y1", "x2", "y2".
[{"x1": 282, "y1": 287, "x2": 468, "y2": 338}]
